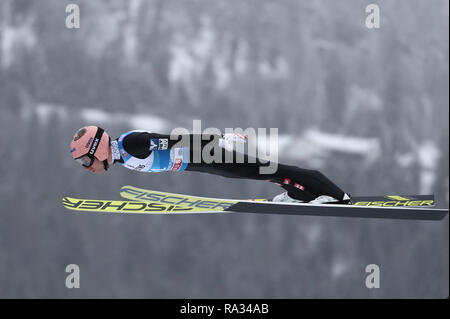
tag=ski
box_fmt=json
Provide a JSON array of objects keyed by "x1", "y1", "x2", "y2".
[
  {"x1": 61, "y1": 186, "x2": 448, "y2": 220},
  {"x1": 223, "y1": 201, "x2": 447, "y2": 220},
  {"x1": 120, "y1": 185, "x2": 435, "y2": 208},
  {"x1": 62, "y1": 196, "x2": 228, "y2": 214},
  {"x1": 62, "y1": 194, "x2": 447, "y2": 220},
  {"x1": 118, "y1": 186, "x2": 446, "y2": 220}
]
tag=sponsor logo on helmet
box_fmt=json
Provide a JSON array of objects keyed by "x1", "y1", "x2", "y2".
[
  {"x1": 89, "y1": 138, "x2": 100, "y2": 155},
  {"x1": 70, "y1": 147, "x2": 76, "y2": 153},
  {"x1": 85, "y1": 137, "x2": 93, "y2": 149}
]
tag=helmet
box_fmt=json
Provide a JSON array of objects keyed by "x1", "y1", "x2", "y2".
[{"x1": 70, "y1": 126, "x2": 111, "y2": 170}]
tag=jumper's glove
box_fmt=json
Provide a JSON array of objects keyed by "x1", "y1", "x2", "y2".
[{"x1": 218, "y1": 133, "x2": 248, "y2": 152}]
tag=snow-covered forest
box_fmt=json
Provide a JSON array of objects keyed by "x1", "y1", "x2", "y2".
[{"x1": 0, "y1": 0, "x2": 448, "y2": 298}]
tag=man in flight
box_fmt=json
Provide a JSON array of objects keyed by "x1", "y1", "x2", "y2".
[{"x1": 70, "y1": 126, "x2": 351, "y2": 204}]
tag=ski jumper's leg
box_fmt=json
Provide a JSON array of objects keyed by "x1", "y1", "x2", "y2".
[
  {"x1": 267, "y1": 164, "x2": 346, "y2": 202},
  {"x1": 186, "y1": 147, "x2": 347, "y2": 202}
]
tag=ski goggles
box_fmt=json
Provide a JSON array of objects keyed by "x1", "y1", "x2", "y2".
[{"x1": 74, "y1": 154, "x2": 96, "y2": 168}]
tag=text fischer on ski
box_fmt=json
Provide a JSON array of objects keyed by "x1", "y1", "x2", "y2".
[{"x1": 70, "y1": 126, "x2": 352, "y2": 205}]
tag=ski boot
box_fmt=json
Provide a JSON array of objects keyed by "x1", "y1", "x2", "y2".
[{"x1": 273, "y1": 192, "x2": 352, "y2": 205}]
